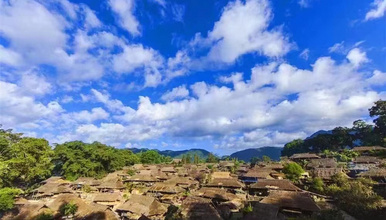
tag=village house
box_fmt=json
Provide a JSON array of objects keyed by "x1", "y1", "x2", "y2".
[
  {"x1": 352, "y1": 146, "x2": 385, "y2": 155},
  {"x1": 71, "y1": 177, "x2": 101, "y2": 191},
  {"x1": 242, "y1": 203, "x2": 285, "y2": 220},
  {"x1": 358, "y1": 168, "x2": 386, "y2": 183},
  {"x1": 348, "y1": 156, "x2": 381, "y2": 177},
  {"x1": 115, "y1": 194, "x2": 167, "y2": 220},
  {"x1": 289, "y1": 153, "x2": 320, "y2": 161},
  {"x1": 240, "y1": 168, "x2": 275, "y2": 184},
  {"x1": 248, "y1": 179, "x2": 301, "y2": 196},
  {"x1": 306, "y1": 158, "x2": 338, "y2": 169},
  {"x1": 311, "y1": 167, "x2": 347, "y2": 182},
  {"x1": 96, "y1": 179, "x2": 125, "y2": 192},
  {"x1": 259, "y1": 190, "x2": 320, "y2": 217},
  {"x1": 180, "y1": 196, "x2": 223, "y2": 220},
  {"x1": 206, "y1": 177, "x2": 245, "y2": 190},
  {"x1": 93, "y1": 192, "x2": 122, "y2": 207},
  {"x1": 32, "y1": 182, "x2": 73, "y2": 199},
  {"x1": 124, "y1": 174, "x2": 159, "y2": 186}
]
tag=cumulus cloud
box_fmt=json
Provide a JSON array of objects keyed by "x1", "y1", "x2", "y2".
[
  {"x1": 109, "y1": 0, "x2": 140, "y2": 36},
  {"x1": 365, "y1": 0, "x2": 386, "y2": 20},
  {"x1": 346, "y1": 48, "x2": 369, "y2": 67},
  {"x1": 193, "y1": 0, "x2": 290, "y2": 64},
  {"x1": 161, "y1": 85, "x2": 190, "y2": 101},
  {"x1": 71, "y1": 107, "x2": 110, "y2": 123}
]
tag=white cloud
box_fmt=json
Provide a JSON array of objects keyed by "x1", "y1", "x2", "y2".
[
  {"x1": 328, "y1": 41, "x2": 345, "y2": 53},
  {"x1": 367, "y1": 70, "x2": 386, "y2": 85},
  {"x1": 61, "y1": 95, "x2": 74, "y2": 103},
  {"x1": 71, "y1": 107, "x2": 109, "y2": 123},
  {"x1": 365, "y1": 0, "x2": 386, "y2": 20},
  {"x1": 299, "y1": 49, "x2": 310, "y2": 60},
  {"x1": 0, "y1": 80, "x2": 63, "y2": 128},
  {"x1": 144, "y1": 71, "x2": 163, "y2": 88},
  {"x1": 19, "y1": 70, "x2": 52, "y2": 96},
  {"x1": 82, "y1": 5, "x2": 102, "y2": 29},
  {"x1": 161, "y1": 85, "x2": 190, "y2": 101},
  {"x1": 0, "y1": 45, "x2": 21, "y2": 66},
  {"x1": 346, "y1": 48, "x2": 369, "y2": 67},
  {"x1": 109, "y1": 0, "x2": 140, "y2": 36},
  {"x1": 191, "y1": 0, "x2": 290, "y2": 64}
]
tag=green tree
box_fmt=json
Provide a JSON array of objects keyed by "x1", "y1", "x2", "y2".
[
  {"x1": 311, "y1": 177, "x2": 324, "y2": 192},
  {"x1": 60, "y1": 202, "x2": 78, "y2": 218},
  {"x1": 0, "y1": 187, "x2": 22, "y2": 211},
  {"x1": 283, "y1": 162, "x2": 304, "y2": 182},
  {"x1": 262, "y1": 155, "x2": 271, "y2": 163},
  {"x1": 193, "y1": 154, "x2": 199, "y2": 164},
  {"x1": 282, "y1": 139, "x2": 305, "y2": 156},
  {"x1": 369, "y1": 100, "x2": 386, "y2": 145},
  {"x1": 250, "y1": 157, "x2": 260, "y2": 165},
  {"x1": 0, "y1": 130, "x2": 54, "y2": 188},
  {"x1": 206, "y1": 153, "x2": 218, "y2": 163}
]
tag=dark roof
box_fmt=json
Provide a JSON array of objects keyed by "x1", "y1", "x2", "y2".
[
  {"x1": 354, "y1": 156, "x2": 381, "y2": 164},
  {"x1": 289, "y1": 153, "x2": 320, "y2": 160},
  {"x1": 93, "y1": 193, "x2": 121, "y2": 202},
  {"x1": 181, "y1": 196, "x2": 222, "y2": 220},
  {"x1": 260, "y1": 190, "x2": 320, "y2": 212},
  {"x1": 352, "y1": 146, "x2": 385, "y2": 152},
  {"x1": 249, "y1": 179, "x2": 301, "y2": 191},
  {"x1": 206, "y1": 178, "x2": 245, "y2": 188},
  {"x1": 307, "y1": 158, "x2": 337, "y2": 169},
  {"x1": 311, "y1": 168, "x2": 346, "y2": 180}
]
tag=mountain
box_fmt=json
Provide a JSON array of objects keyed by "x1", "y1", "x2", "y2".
[
  {"x1": 128, "y1": 148, "x2": 211, "y2": 159},
  {"x1": 230, "y1": 147, "x2": 282, "y2": 162},
  {"x1": 306, "y1": 130, "x2": 333, "y2": 139}
]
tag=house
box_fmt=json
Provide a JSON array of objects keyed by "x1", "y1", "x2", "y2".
[
  {"x1": 115, "y1": 194, "x2": 167, "y2": 220},
  {"x1": 32, "y1": 182, "x2": 73, "y2": 199},
  {"x1": 260, "y1": 190, "x2": 320, "y2": 216},
  {"x1": 148, "y1": 182, "x2": 184, "y2": 195},
  {"x1": 172, "y1": 158, "x2": 182, "y2": 164},
  {"x1": 71, "y1": 177, "x2": 101, "y2": 191},
  {"x1": 242, "y1": 203, "x2": 285, "y2": 220},
  {"x1": 289, "y1": 153, "x2": 320, "y2": 161},
  {"x1": 354, "y1": 156, "x2": 381, "y2": 164},
  {"x1": 311, "y1": 168, "x2": 347, "y2": 181},
  {"x1": 352, "y1": 146, "x2": 385, "y2": 155},
  {"x1": 164, "y1": 176, "x2": 199, "y2": 189},
  {"x1": 124, "y1": 174, "x2": 159, "y2": 186},
  {"x1": 249, "y1": 179, "x2": 301, "y2": 196},
  {"x1": 358, "y1": 168, "x2": 386, "y2": 183},
  {"x1": 96, "y1": 179, "x2": 125, "y2": 192},
  {"x1": 195, "y1": 187, "x2": 240, "y2": 202},
  {"x1": 306, "y1": 158, "x2": 337, "y2": 169},
  {"x1": 160, "y1": 166, "x2": 176, "y2": 174},
  {"x1": 180, "y1": 196, "x2": 223, "y2": 220},
  {"x1": 262, "y1": 163, "x2": 284, "y2": 172},
  {"x1": 206, "y1": 177, "x2": 245, "y2": 189},
  {"x1": 212, "y1": 171, "x2": 231, "y2": 179},
  {"x1": 240, "y1": 168, "x2": 275, "y2": 184},
  {"x1": 93, "y1": 192, "x2": 121, "y2": 207}
]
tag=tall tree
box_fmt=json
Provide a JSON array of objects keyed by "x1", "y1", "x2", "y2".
[{"x1": 369, "y1": 100, "x2": 386, "y2": 145}]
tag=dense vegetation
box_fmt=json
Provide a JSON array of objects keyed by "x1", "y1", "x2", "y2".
[{"x1": 282, "y1": 100, "x2": 386, "y2": 156}]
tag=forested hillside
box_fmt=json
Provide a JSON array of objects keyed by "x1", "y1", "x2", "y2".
[
  {"x1": 282, "y1": 100, "x2": 386, "y2": 156},
  {"x1": 229, "y1": 147, "x2": 282, "y2": 161}
]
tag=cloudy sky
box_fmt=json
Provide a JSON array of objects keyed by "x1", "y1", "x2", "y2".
[{"x1": 0, "y1": 0, "x2": 385, "y2": 155}]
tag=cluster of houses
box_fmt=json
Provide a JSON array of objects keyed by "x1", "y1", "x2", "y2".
[{"x1": 4, "y1": 146, "x2": 386, "y2": 220}]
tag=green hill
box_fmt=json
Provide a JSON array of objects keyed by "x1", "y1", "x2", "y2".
[
  {"x1": 128, "y1": 148, "x2": 211, "y2": 159},
  {"x1": 230, "y1": 147, "x2": 282, "y2": 161}
]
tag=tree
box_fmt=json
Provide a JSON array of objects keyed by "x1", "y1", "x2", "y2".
[
  {"x1": 250, "y1": 157, "x2": 260, "y2": 165},
  {"x1": 0, "y1": 129, "x2": 54, "y2": 188},
  {"x1": 283, "y1": 162, "x2": 304, "y2": 182},
  {"x1": 206, "y1": 153, "x2": 218, "y2": 163},
  {"x1": 282, "y1": 139, "x2": 305, "y2": 156},
  {"x1": 369, "y1": 100, "x2": 386, "y2": 145},
  {"x1": 262, "y1": 155, "x2": 271, "y2": 163},
  {"x1": 193, "y1": 154, "x2": 199, "y2": 164},
  {"x1": 0, "y1": 187, "x2": 22, "y2": 211},
  {"x1": 54, "y1": 141, "x2": 139, "y2": 180},
  {"x1": 311, "y1": 177, "x2": 324, "y2": 192},
  {"x1": 60, "y1": 202, "x2": 78, "y2": 218}
]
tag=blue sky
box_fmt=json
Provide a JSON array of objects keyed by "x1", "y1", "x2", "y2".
[{"x1": 0, "y1": 0, "x2": 385, "y2": 155}]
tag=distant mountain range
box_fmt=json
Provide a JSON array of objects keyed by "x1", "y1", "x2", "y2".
[
  {"x1": 128, "y1": 148, "x2": 211, "y2": 159},
  {"x1": 129, "y1": 146, "x2": 283, "y2": 161},
  {"x1": 229, "y1": 146, "x2": 283, "y2": 161}
]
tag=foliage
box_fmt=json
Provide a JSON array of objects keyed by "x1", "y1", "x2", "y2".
[
  {"x1": 283, "y1": 101, "x2": 386, "y2": 156},
  {"x1": 60, "y1": 202, "x2": 78, "y2": 217},
  {"x1": 193, "y1": 154, "x2": 199, "y2": 164},
  {"x1": 206, "y1": 153, "x2": 218, "y2": 163},
  {"x1": 35, "y1": 212, "x2": 54, "y2": 220},
  {"x1": 283, "y1": 162, "x2": 304, "y2": 182},
  {"x1": 322, "y1": 149, "x2": 359, "y2": 162},
  {"x1": 0, "y1": 187, "x2": 22, "y2": 211},
  {"x1": 369, "y1": 100, "x2": 386, "y2": 144},
  {"x1": 325, "y1": 173, "x2": 383, "y2": 219},
  {"x1": 250, "y1": 156, "x2": 260, "y2": 165},
  {"x1": 54, "y1": 141, "x2": 139, "y2": 180},
  {"x1": 0, "y1": 128, "x2": 54, "y2": 188},
  {"x1": 165, "y1": 205, "x2": 182, "y2": 220},
  {"x1": 181, "y1": 154, "x2": 191, "y2": 164},
  {"x1": 81, "y1": 185, "x2": 91, "y2": 193},
  {"x1": 137, "y1": 150, "x2": 172, "y2": 164},
  {"x1": 242, "y1": 203, "x2": 253, "y2": 214},
  {"x1": 262, "y1": 155, "x2": 271, "y2": 162},
  {"x1": 127, "y1": 169, "x2": 136, "y2": 176},
  {"x1": 311, "y1": 177, "x2": 324, "y2": 193}
]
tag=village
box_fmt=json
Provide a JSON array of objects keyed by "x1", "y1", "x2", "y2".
[{"x1": 3, "y1": 146, "x2": 386, "y2": 220}]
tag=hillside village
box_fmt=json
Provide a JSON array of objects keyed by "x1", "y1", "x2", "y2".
[{"x1": 1, "y1": 144, "x2": 385, "y2": 220}]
